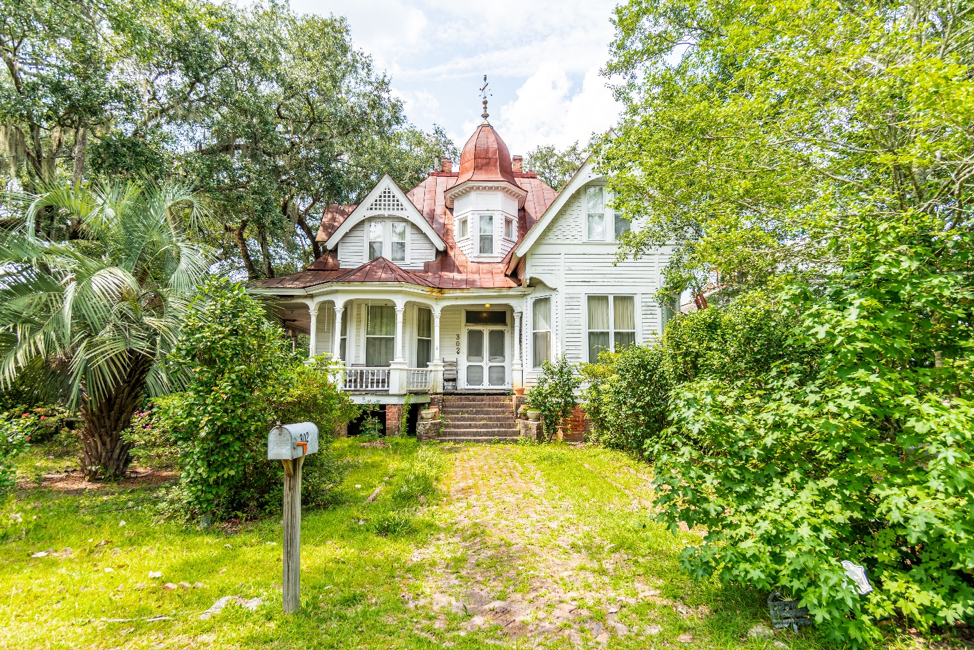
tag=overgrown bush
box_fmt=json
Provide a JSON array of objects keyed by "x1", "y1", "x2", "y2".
[
  {"x1": 528, "y1": 356, "x2": 581, "y2": 441},
  {"x1": 124, "y1": 396, "x2": 180, "y2": 468},
  {"x1": 582, "y1": 345, "x2": 670, "y2": 454},
  {"x1": 0, "y1": 414, "x2": 34, "y2": 498},
  {"x1": 165, "y1": 279, "x2": 357, "y2": 521},
  {"x1": 652, "y1": 223, "x2": 974, "y2": 643}
]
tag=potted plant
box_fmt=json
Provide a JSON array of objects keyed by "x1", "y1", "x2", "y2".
[
  {"x1": 420, "y1": 408, "x2": 436, "y2": 420},
  {"x1": 513, "y1": 387, "x2": 526, "y2": 396},
  {"x1": 518, "y1": 404, "x2": 529, "y2": 420},
  {"x1": 526, "y1": 407, "x2": 542, "y2": 422}
]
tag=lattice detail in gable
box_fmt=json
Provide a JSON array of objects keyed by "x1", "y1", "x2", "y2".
[{"x1": 367, "y1": 187, "x2": 405, "y2": 212}]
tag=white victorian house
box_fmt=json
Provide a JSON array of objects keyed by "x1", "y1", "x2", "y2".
[{"x1": 250, "y1": 112, "x2": 673, "y2": 414}]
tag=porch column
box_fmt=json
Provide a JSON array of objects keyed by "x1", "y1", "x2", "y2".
[
  {"x1": 308, "y1": 302, "x2": 320, "y2": 358},
  {"x1": 433, "y1": 308, "x2": 442, "y2": 362},
  {"x1": 394, "y1": 306, "x2": 406, "y2": 363},
  {"x1": 512, "y1": 309, "x2": 523, "y2": 389},
  {"x1": 333, "y1": 300, "x2": 345, "y2": 362},
  {"x1": 431, "y1": 307, "x2": 443, "y2": 393}
]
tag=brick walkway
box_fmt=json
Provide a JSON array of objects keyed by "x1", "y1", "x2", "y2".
[{"x1": 408, "y1": 445, "x2": 673, "y2": 647}]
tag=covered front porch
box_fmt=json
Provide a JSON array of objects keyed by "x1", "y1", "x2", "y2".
[{"x1": 267, "y1": 288, "x2": 528, "y2": 401}]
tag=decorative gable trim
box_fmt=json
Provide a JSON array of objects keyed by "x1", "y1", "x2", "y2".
[
  {"x1": 324, "y1": 174, "x2": 446, "y2": 252},
  {"x1": 508, "y1": 156, "x2": 598, "y2": 270}
]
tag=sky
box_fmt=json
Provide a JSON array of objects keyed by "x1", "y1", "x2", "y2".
[{"x1": 248, "y1": 0, "x2": 624, "y2": 156}]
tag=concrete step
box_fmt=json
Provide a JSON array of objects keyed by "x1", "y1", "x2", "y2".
[
  {"x1": 437, "y1": 436, "x2": 520, "y2": 444},
  {"x1": 441, "y1": 396, "x2": 513, "y2": 404},
  {"x1": 441, "y1": 414, "x2": 514, "y2": 424},
  {"x1": 441, "y1": 409, "x2": 513, "y2": 417},
  {"x1": 440, "y1": 428, "x2": 519, "y2": 437}
]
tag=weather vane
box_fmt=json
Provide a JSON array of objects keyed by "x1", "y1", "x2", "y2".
[{"x1": 480, "y1": 74, "x2": 491, "y2": 121}]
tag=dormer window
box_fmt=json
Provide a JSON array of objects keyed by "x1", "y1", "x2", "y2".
[
  {"x1": 586, "y1": 186, "x2": 606, "y2": 240},
  {"x1": 504, "y1": 217, "x2": 515, "y2": 240},
  {"x1": 391, "y1": 222, "x2": 406, "y2": 261},
  {"x1": 368, "y1": 221, "x2": 383, "y2": 261},
  {"x1": 479, "y1": 214, "x2": 494, "y2": 254},
  {"x1": 457, "y1": 217, "x2": 468, "y2": 239},
  {"x1": 366, "y1": 219, "x2": 409, "y2": 262}
]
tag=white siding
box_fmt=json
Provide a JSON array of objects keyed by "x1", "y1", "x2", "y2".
[
  {"x1": 337, "y1": 218, "x2": 436, "y2": 270},
  {"x1": 523, "y1": 180, "x2": 672, "y2": 371},
  {"x1": 338, "y1": 221, "x2": 366, "y2": 268},
  {"x1": 438, "y1": 308, "x2": 463, "y2": 367}
]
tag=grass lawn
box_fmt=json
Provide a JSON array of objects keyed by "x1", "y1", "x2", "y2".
[{"x1": 0, "y1": 438, "x2": 957, "y2": 649}]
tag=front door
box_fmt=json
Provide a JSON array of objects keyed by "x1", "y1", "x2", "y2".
[{"x1": 464, "y1": 326, "x2": 508, "y2": 389}]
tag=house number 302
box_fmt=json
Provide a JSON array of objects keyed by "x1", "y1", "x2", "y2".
[{"x1": 455, "y1": 334, "x2": 461, "y2": 354}]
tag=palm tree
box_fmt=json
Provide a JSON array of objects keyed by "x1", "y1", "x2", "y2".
[{"x1": 0, "y1": 182, "x2": 212, "y2": 479}]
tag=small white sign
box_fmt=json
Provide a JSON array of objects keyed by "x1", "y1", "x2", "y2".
[{"x1": 841, "y1": 560, "x2": 874, "y2": 595}]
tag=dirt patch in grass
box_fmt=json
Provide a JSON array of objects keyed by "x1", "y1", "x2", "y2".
[{"x1": 16, "y1": 467, "x2": 178, "y2": 493}]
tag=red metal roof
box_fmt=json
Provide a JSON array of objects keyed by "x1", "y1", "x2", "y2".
[
  {"x1": 252, "y1": 127, "x2": 560, "y2": 293},
  {"x1": 456, "y1": 123, "x2": 518, "y2": 185}
]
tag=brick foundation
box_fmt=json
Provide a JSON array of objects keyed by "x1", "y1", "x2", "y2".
[
  {"x1": 385, "y1": 403, "x2": 404, "y2": 437},
  {"x1": 565, "y1": 406, "x2": 589, "y2": 442}
]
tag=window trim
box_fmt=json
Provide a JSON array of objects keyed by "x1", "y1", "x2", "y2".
[
  {"x1": 531, "y1": 296, "x2": 552, "y2": 369},
  {"x1": 457, "y1": 216, "x2": 468, "y2": 239},
  {"x1": 478, "y1": 213, "x2": 494, "y2": 255},
  {"x1": 504, "y1": 216, "x2": 515, "y2": 240},
  {"x1": 365, "y1": 304, "x2": 395, "y2": 367},
  {"x1": 416, "y1": 307, "x2": 433, "y2": 367},
  {"x1": 585, "y1": 294, "x2": 637, "y2": 362}
]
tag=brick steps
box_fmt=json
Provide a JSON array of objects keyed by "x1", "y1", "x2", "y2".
[{"x1": 434, "y1": 393, "x2": 518, "y2": 442}]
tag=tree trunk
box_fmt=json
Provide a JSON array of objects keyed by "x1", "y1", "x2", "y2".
[
  {"x1": 72, "y1": 126, "x2": 87, "y2": 187},
  {"x1": 230, "y1": 221, "x2": 259, "y2": 280},
  {"x1": 259, "y1": 227, "x2": 274, "y2": 278},
  {"x1": 295, "y1": 212, "x2": 323, "y2": 261},
  {"x1": 78, "y1": 355, "x2": 153, "y2": 480}
]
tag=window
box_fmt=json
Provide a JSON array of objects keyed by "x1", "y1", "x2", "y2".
[
  {"x1": 532, "y1": 298, "x2": 551, "y2": 368},
  {"x1": 391, "y1": 222, "x2": 406, "y2": 261},
  {"x1": 614, "y1": 213, "x2": 630, "y2": 240},
  {"x1": 417, "y1": 308, "x2": 432, "y2": 368},
  {"x1": 479, "y1": 214, "x2": 493, "y2": 254},
  {"x1": 587, "y1": 295, "x2": 636, "y2": 361},
  {"x1": 457, "y1": 217, "x2": 468, "y2": 239},
  {"x1": 586, "y1": 186, "x2": 605, "y2": 240},
  {"x1": 368, "y1": 221, "x2": 383, "y2": 261},
  {"x1": 466, "y1": 310, "x2": 507, "y2": 325},
  {"x1": 504, "y1": 217, "x2": 515, "y2": 240},
  {"x1": 339, "y1": 308, "x2": 347, "y2": 361},
  {"x1": 365, "y1": 305, "x2": 395, "y2": 366}
]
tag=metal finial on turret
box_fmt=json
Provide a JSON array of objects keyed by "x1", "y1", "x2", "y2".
[{"x1": 480, "y1": 74, "x2": 490, "y2": 122}]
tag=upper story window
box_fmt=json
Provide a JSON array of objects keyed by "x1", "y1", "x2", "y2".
[
  {"x1": 457, "y1": 216, "x2": 468, "y2": 239},
  {"x1": 391, "y1": 222, "x2": 406, "y2": 261},
  {"x1": 368, "y1": 222, "x2": 383, "y2": 261},
  {"x1": 479, "y1": 214, "x2": 494, "y2": 255},
  {"x1": 504, "y1": 217, "x2": 515, "y2": 240},
  {"x1": 586, "y1": 186, "x2": 629, "y2": 241},
  {"x1": 366, "y1": 220, "x2": 409, "y2": 262},
  {"x1": 587, "y1": 295, "x2": 636, "y2": 361}
]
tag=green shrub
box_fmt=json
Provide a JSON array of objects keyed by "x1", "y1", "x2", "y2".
[
  {"x1": 0, "y1": 414, "x2": 33, "y2": 498},
  {"x1": 528, "y1": 356, "x2": 581, "y2": 441},
  {"x1": 652, "y1": 224, "x2": 974, "y2": 643},
  {"x1": 124, "y1": 396, "x2": 180, "y2": 468},
  {"x1": 165, "y1": 279, "x2": 356, "y2": 521},
  {"x1": 582, "y1": 345, "x2": 670, "y2": 455}
]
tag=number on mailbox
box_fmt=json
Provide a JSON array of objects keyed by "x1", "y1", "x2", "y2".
[{"x1": 267, "y1": 422, "x2": 319, "y2": 460}]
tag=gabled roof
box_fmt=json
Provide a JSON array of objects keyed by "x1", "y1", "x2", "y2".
[
  {"x1": 507, "y1": 156, "x2": 598, "y2": 273},
  {"x1": 323, "y1": 174, "x2": 446, "y2": 252},
  {"x1": 331, "y1": 257, "x2": 437, "y2": 287}
]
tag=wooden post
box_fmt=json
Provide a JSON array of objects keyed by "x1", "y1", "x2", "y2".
[{"x1": 281, "y1": 456, "x2": 304, "y2": 614}]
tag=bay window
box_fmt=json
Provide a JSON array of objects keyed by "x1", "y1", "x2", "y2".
[
  {"x1": 479, "y1": 214, "x2": 493, "y2": 254},
  {"x1": 365, "y1": 305, "x2": 395, "y2": 366},
  {"x1": 417, "y1": 307, "x2": 432, "y2": 367}
]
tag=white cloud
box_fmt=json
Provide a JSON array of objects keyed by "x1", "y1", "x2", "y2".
[{"x1": 487, "y1": 63, "x2": 620, "y2": 152}]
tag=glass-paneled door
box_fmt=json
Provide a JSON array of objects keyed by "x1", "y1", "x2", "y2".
[{"x1": 464, "y1": 327, "x2": 507, "y2": 388}]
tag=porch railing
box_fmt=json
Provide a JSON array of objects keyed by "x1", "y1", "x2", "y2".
[
  {"x1": 405, "y1": 368, "x2": 434, "y2": 393},
  {"x1": 344, "y1": 367, "x2": 391, "y2": 392}
]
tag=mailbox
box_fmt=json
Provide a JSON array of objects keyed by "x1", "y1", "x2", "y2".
[{"x1": 267, "y1": 422, "x2": 319, "y2": 460}]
